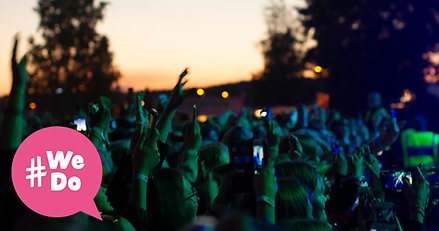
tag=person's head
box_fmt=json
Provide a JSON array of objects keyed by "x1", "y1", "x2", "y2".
[
  {"x1": 277, "y1": 218, "x2": 332, "y2": 231},
  {"x1": 222, "y1": 125, "x2": 254, "y2": 146},
  {"x1": 413, "y1": 114, "x2": 428, "y2": 131},
  {"x1": 216, "y1": 212, "x2": 265, "y2": 231},
  {"x1": 198, "y1": 143, "x2": 230, "y2": 171},
  {"x1": 88, "y1": 96, "x2": 112, "y2": 130},
  {"x1": 275, "y1": 161, "x2": 327, "y2": 221},
  {"x1": 309, "y1": 106, "x2": 327, "y2": 132},
  {"x1": 120, "y1": 89, "x2": 136, "y2": 118},
  {"x1": 367, "y1": 92, "x2": 382, "y2": 109},
  {"x1": 357, "y1": 121, "x2": 370, "y2": 143},
  {"x1": 275, "y1": 178, "x2": 312, "y2": 222},
  {"x1": 295, "y1": 136, "x2": 323, "y2": 164},
  {"x1": 252, "y1": 122, "x2": 266, "y2": 140},
  {"x1": 287, "y1": 109, "x2": 298, "y2": 130},
  {"x1": 278, "y1": 134, "x2": 295, "y2": 156},
  {"x1": 330, "y1": 121, "x2": 351, "y2": 147},
  {"x1": 148, "y1": 168, "x2": 198, "y2": 231},
  {"x1": 200, "y1": 122, "x2": 220, "y2": 144}
]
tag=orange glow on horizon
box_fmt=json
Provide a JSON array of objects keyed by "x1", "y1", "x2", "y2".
[{"x1": 0, "y1": 0, "x2": 266, "y2": 96}]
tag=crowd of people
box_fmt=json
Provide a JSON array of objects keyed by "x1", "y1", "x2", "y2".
[{"x1": 0, "y1": 37, "x2": 438, "y2": 231}]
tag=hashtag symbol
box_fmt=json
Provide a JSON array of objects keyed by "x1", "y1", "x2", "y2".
[{"x1": 25, "y1": 156, "x2": 47, "y2": 188}]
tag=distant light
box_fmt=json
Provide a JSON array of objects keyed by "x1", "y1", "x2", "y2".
[
  {"x1": 141, "y1": 100, "x2": 145, "y2": 107},
  {"x1": 254, "y1": 109, "x2": 263, "y2": 119},
  {"x1": 28, "y1": 88, "x2": 35, "y2": 95},
  {"x1": 29, "y1": 102, "x2": 37, "y2": 110},
  {"x1": 430, "y1": 52, "x2": 439, "y2": 65},
  {"x1": 303, "y1": 70, "x2": 317, "y2": 79},
  {"x1": 314, "y1": 66, "x2": 323, "y2": 74},
  {"x1": 55, "y1": 88, "x2": 63, "y2": 94},
  {"x1": 400, "y1": 89, "x2": 415, "y2": 103},
  {"x1": 221, "y1": 91, "x2": 229, "y2": 99},
  {"x1": 390, "y1": 103, "x2": 405, "y2": 109},
  {"x1": 197, "y1": 115, "x2": 208, "y2": 123},
  {"x1": 78, "y1": 84, "x2": 86, "y2": 92},
  {"x1": 377, "y1": 151, "x2": 384, "y2": 156},
  {"x1": 260, "y1": 111, "x2": 268, "y2": 118},
  {"x1": 197, "y1": 88, "x2": 205, "y2": 97}
]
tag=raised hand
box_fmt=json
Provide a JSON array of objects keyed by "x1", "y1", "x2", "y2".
[
  {"x1": 90, "y1": 97, "x2": 112, "y2": 131},
  {"x1": 135, "y1": 92, "x2": 148, "y2": 128},
  {"x1": 167, "y1": 68, "x2": 195, "y2": 111},
  {"x1": 403, "y1": 166, "x2": 430, "y2": 223},
  {"x1": 0, "y1": 35, "x2": 29, "y2": 150},
  {"x1": 333, "y1": 152, "x2": 348, "y2": 176},
  {"x1": 253, "y1": 159, "x2": 278, "y2": 199},
  {"x1": 349, "y1": 150, "x2": 364, "y2": 178},
  {"x1": 266, "y1": 119, "x2": 281, "y2": 148},
  {"x1": 184, "y1": 119, "x2": 202, "y2": 153},
  {"x1": 156, "y1": 68, "x2": 195, "y2": 143},
  {"x1": 128, "y1": 93, "x2": 149, "y2": 157},
  {"x1": 287, "y1": 133, "x2": 303, "y2": 159},
  {"x1": 253, "y1": 159, "x2": 278, "y2": 223},
  {"x1": 11, "y1": 35, "x2": 28, "y2": 87},
  {"x1": 132, "y1": 120, "x2": 161, "y2": 176},
  {"x1": 129, "y1": 114, "x2": 160, "y2": 211},
  {"x1": 378, "y1": 117, "x2": 401, "y2": 149},
  {"x1": 364, "y1": 151, "x2": 380, "y2": 178}
]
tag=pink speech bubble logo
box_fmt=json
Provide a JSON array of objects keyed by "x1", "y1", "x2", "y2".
[{"x1": 11, "y1": 126, "x2": 102, "y2": 220}]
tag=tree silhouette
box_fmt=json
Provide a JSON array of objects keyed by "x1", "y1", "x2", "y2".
[
  {"x1": 27, "y1": 0, "x2": 120, "y2": 99},
  {"x1": 258, "y1": 0, "x2": 305, "y2": 81},
  {"x1": 299, "y1": 0, "x2": 439, "y2": 112}
]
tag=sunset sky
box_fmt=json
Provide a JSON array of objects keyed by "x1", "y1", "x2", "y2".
[{"x1": 0, "y1": 0, "x2": 300, "y2": 96}]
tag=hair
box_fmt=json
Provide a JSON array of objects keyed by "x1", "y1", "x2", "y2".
[
  {"x1": 197, "y1": 143, "x2": 229, "y2": 186},
  {"x1": 147, "y1": 168, "x2": 193, "y2": 231},
  {"x1": 330, "y1": 121, "x2": 349, "y2": 142},
  {"x1": 279, "y1": 134, "x2": 291, "y2": 155},
  {"x1": 367, "y1": 91, "x2": 383, "y2": 108},
  {"x1": 221, "y1": 125, "x2": 254, "y2": 146},
  {"x1": 275, "y1": 161, "x2": 319, "y2": 192},
  {"x1": 198, "y1": 143, "x2": 230, "y2": 170},
  {"x1": 200, "y1": 122, "x2": 220, "y2": 141},
  {"x1": 277, "y1": 218, "x2": 332, "y2": 231},
  {"x1": 275, "y1": 178, "x2": 310, "y2": 222},
  {"x1": 294, "y1": 136, "x2": 324, "y2": 164}
]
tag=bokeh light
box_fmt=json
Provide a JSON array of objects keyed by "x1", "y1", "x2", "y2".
[
  {"x1": 254, "y1": 109, "x2": 263, "y2": 119},
  {"x1": 221, "y1": 91, "x2": 229, "y2": 99},
  {"x1": 197, "y1": 115, "x2": 208, "y2": 123},
  {"x1": 197, "y1": 88, "x2": 205, "y2": 97},
  {"x1": 29, "y1": 102, "x2": 37, "y2": 110},
  {"x1": 313, "y1": 65, "x2": 323, "y2": 73}
]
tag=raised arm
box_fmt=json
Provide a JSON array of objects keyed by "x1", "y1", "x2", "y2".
[
  {"x1": 130, "y1": 112, "x2": 161, "y2": 210},
  {"x1": 266, "y1": 119, "x2": 281, "y2": 159},
  {"x1": 177, "y1": 118, "x2": 202, "y2": 182},
  {"x1": 253, "y1": 159, "x2": 278, "y2": 224},
  {"x1": 0, "y1": 36, "x2": 28, "y2": 151},
  {"x1": 369, "y1": 117, "x2": 401, "y2": 155},
  {"x1": 156, "y1": 68, "x2": 194, "y2": 143},
  {"x1": 403, "y1": 166, "x2": 430, "y2": 226}
]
